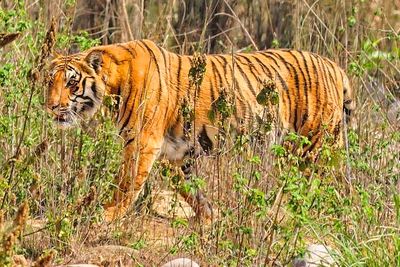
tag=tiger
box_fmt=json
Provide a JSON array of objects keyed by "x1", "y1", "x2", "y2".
[{"x1": 46, "y1": 39, "x2": 355, "y2": 222}]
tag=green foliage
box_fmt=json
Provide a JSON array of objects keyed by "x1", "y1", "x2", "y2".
[
  {"x1": 130, "y1": 238, "x2": 147, "y2": 250},
  {"x1": 57, "y1": 31, "x2": 100, "y2": 51},
  {"x1": 188, "y1": 53, "x2": 206, "y2": 88},
  {"x1": 256, "y1": 80, "x2": 278, "y2": 106},
  {"x1": 208, "y1": 88, "x2": 236, "y2": 124},
  {"x1": 349, "y1": 36, "x2": 399, "y2": 76},
  {"x1": 1, "y1": 0, "x2": 399, "y2": 266},
  {"x1": 180, "y1": 176, "x2": 206, "y2": 195}
]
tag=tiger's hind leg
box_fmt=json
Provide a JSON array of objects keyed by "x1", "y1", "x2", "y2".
[
  {"x1": 161, "y1": 125, "x2": 214, "y2": 222},
  {"x1": 178, "y1": 160, "x2": 213, "y2": 222}
]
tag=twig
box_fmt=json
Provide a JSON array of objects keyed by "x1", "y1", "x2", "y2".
[
  {"x1": 1, "y1": 18, "x2": 57, "y2": 210},
  {"x1": 118, "y1": 0, "x2": 134, "y2": 41},
  {"x1": 222, "y1": 0, "x2": 258, "y2": 50},
  {"x1": 0, "y1": 32, "x2": 20, "y2": 47}
]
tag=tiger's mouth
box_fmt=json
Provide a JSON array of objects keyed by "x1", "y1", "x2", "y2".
[{"x1": 53, "y1": 114, "x2": 75, "y2": 129}]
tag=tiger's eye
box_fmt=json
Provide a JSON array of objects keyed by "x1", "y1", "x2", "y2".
[
  {"x1": 67, "y1": 80, "x2": 79, "y2": 93},
  {"x1": 67, "y1": 80, "x2": 78, "y2": 87}
]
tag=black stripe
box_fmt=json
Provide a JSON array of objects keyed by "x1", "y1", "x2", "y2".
[
  {"x1": 176, "y1": 55, "x2": 182, "y2": 90},
  {"x1": 81, "y1": 77, "x2": 87, "y2": 93},
  {"x1": 288, "y1": 51, "x2": 309, "y2": 128},
  {"x1": 299, "y1": 51, "x2": 313, "y2": 90},
  {"x1": 325, "y1": 60, "x2": 340, "y2": 102},
  {"x1": 118, "y1": 72, "x2": 133, "y2": 125},
  {"x1": 277, "y1": 75, "x2": 292, "y2": 112},
  {"x1": 270, "y1": 51, "x2": 300, "y2": 131},
  {"x1": 225, "y1": 56, "x2": 249, "y2": 122},
  {"x1": 170, "y1": 54, "x2": 183, "y2": 133},
  {"x1": 214, "y1": 55, "x2": 231, "y2": 86},
  {"x1": 119, "y1": 71, "x2": 138, "y2": 133},
  {"x1": 213, "y1": 55, "x2": 242, "y2": 124},
  {"x1": 66, "y1": 65, "x2": 80, "y2": 75},
  {"x1": 186, "y1": 56, "x2": 193, "y2": 99},
  {"x1": 83, "y1": 100, "x2": 94, "y2": 108},
  {"x1": 258, "y1": 51, "x2": 281, "y2": 69},
  {"x1": 256, "y1": 52, "x2": 288, "y2": 88},
  {"x1": 253, "y1": 53, "x2": 294, "y2": 126},
  {"x1": 156, "y1": 44, "x2": 168, "y2": 95},
  {"x1": 233, "y1": 55, "x2": 257, "y2": 97},
  {"x1": 124, "y1": 137, "x2": 135, "y2": 147},
  {"x1": 159, "y1": 46, "x2": 168, "y2": 69},
  {"x1": 114, "y1": 86, "x2": 121, "y2": 118},
  {"x1": 138, "y1": 41, "x2": 164, "y2": 130},
  {"x1": 73, "y1": 77, "x2": 88, "y2": 98},
  {"x1": 309, "y1": 54, "x2": 320, "y2": 126},
  {"x1": 315, "y1": 56, "x2": 329, "y2": 123},
  {"x1": 118, "y1": 90, "x2": 131, "y2": 125},
  {"x1": 138, "y1": 40, "x2": 163, "y2": 101},
  {"x1": 90, "y1": 82, "x2": 99, "y2": 99},
  {"x1": 305, "y1": 130, "x2": 321, "y2": 154},
  {"x1": 235, "y1": 54, "x2": 265, "y2": 107},
  {"x1": 117, "y1": 44, "x2": 136, "y2": 58},
  {"x1": 249, "y1": 54, "x2": 273, "y2": 77},
  {"x1": 233, "y1": 77, "x2": 250, "y2": 123},
  {"x1": 236, "y1": 54, "x2": 263, "y2": 81},
  {"x1": 320, "y1": 57, "x2": 335, "y2": 103},
  {"x1": 209, "y1": 58, "x2": 221, "y2": 104},
  {"x1": 162, "y1": 51, "x2": 173, "y2": 123}
]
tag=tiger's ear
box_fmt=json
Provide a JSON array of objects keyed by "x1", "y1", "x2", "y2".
[
  {"x1": 48, "y1": 50, "x2": 62, "y2": 61},
  {"x1": 85, "y1": 50, "x2": 103, "y2": 73}
]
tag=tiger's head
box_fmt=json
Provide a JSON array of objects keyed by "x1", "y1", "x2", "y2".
[{"x1": 46, "y1": 50, "x2": 106, "y2": 128}]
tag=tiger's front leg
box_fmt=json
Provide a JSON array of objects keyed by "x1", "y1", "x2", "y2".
[{"x1": 104, "y1": 134, "x2": 162, "y2": 222}]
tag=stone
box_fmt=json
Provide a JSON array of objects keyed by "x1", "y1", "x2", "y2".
[
  {"x1": 161, "y1": 258, "x2": 200, "y2": 267},
  {"x1": 292, "y1": 244, "x2": 335, "y2": 267}
]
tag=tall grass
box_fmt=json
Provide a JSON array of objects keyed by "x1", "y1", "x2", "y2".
[{"x1": 0, "y1": 0, "x2": 399, "y2": 265}]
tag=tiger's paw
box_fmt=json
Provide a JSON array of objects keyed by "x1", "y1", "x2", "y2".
[{"x1": 193, "y1": 199, "x2": 214, "y2": 225}]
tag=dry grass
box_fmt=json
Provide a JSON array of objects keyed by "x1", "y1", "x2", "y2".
[{"x1": 0, "y1": 0, "x2": 399, "y2": 266}]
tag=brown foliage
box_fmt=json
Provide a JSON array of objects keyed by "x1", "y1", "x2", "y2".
[{"x1": 0, "y1": 33, "x2": 19, "y2": 48}]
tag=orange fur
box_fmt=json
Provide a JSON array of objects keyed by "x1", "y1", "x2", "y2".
[{"x1": 46, "y1": 40, "x2": 355, "y2": 221}]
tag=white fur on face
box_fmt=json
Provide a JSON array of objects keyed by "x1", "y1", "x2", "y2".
[{"x1": 50, "y1": 63, "x2": 105, "y2": 129}]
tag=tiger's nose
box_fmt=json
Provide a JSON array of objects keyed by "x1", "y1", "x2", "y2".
[
  {"x1": 46, "y1": 102, "x2": 58, "y2": 113},
  {"x1": 47, "y1": 103, "x2": 69, "y2": 115},
  {"x1": 50, "y1": 104, "x2": 58, "y2": 111},
  {"x1": 48, "y1": 102, "x2": 69, "y2": 110}
]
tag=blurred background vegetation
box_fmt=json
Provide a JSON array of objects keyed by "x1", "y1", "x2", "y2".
[{"x1": 0, "y1": 0, "x2": 399, "y2": 266}]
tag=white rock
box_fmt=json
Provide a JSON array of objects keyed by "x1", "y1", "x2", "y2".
[
  {"x1": 388, "y1": 100, "x2": 400, "y2": 126},
  {"x1": 292, "y1": 244, "x2": 335, "y2": 267},
  {"x1": 161, "y1": 258, "x2": 200, "y2": 267},
  {"x1": 153, "y1": 190, "x2": 195, "y2": 218}
]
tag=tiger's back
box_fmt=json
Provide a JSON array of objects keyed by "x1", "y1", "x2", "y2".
[{"x1": 129, "y1": 41, "x2": 355, "y2": 160}]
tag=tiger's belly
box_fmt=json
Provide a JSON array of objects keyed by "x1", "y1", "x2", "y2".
[
  {"x1": 158, "y1": 124, "x2": 217, "y2": 163},
  {"x1": 159, "y1": 134, "x2": 191, "y2": 163}
]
